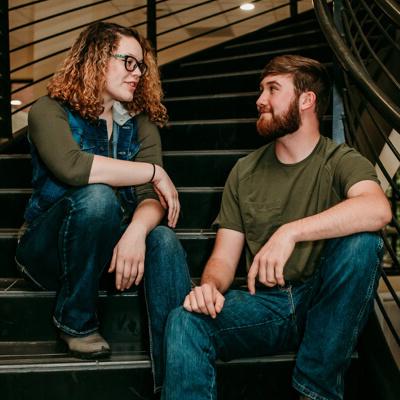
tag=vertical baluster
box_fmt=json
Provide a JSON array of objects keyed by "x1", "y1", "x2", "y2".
[{"x1": 0, "y1": 0, "x2": 11, "y2": 139}]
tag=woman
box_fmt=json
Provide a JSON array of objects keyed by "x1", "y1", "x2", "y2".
[{"x1": 15, "y1": 22, "x2": 191, "y2": 392}]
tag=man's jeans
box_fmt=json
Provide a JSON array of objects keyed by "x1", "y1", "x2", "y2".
[
  {"x1": 162, "y1": 233, "x2": 383, "y2": 400},
  {"x1": 15, "y1": 184, "x2": 191, "y2": 391}
]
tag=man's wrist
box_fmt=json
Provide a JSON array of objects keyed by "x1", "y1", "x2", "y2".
[
  {"x1": 200, "y1": 277, "x2": 219, "y2": 291},
  {"x1": 127, "y1": 221, "x2": 149, "y2": 237}
]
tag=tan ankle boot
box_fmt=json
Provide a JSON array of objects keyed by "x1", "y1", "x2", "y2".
[{"x1": 60, "y1": 331, "x2": 111, "y2": 359}]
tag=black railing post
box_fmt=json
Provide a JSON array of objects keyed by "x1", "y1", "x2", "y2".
[
  {"x1": 332, "y1": 0, "x2": 346, "y2": 144},
  {"x1": 0, "y1": 0, "x2": 12, "y2": 139},
  {"x1": 147, "y1": 0, "x2": 157, "y2": 55},
  {"x1": 290, "y1": 0, "x2": 298, "y2": 17}
]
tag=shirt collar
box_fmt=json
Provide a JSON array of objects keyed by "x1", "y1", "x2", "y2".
[{"x1": 112, "y1": 101, "x2": 136, "y2": 126}]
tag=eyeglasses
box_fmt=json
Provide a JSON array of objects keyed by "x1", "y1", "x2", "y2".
[{"x1": 112, "y1": 54, "x2": 147, "y2": 74}]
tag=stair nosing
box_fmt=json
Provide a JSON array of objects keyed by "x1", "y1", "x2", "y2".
[
  {"x1": 176, "y1": 187, "x2": 223, "y2": 192},
  {"x1": 180, "y1": 43, "x2": 329, "y2": 67},
  {"x1": 163, "y1": 69, "x2": 263, "y2": 83},
  {"x1": 0, "y1": 288, "x2": 139, "y2": 298},
  {"x1": 163, "y1": 149, "x2": 251, "y2": 156},
  {"x1": 164, "y1": 91, "x2": 258, "y2": 102},
  {"x1": 166, "y1": 118, "x2": 257, "y2": 126},
  {"x1": 0, "y1": 187, "x2": 223, "y2": 194},
  {"x1": 225, "y1": 29, "x2": 323, "y2": 50},
  {"x1": 0, "y1": 357, "x2": 151, "y2": 374}
]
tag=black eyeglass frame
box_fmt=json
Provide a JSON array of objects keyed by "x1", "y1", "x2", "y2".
[{"x1": 112, "y1": 54, "x2": 147, "y2": 74}]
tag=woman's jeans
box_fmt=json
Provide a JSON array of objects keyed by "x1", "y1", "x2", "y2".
[
  {"x1": 15, "y1": 184, "x2": 191, "y2": 390},
  {"x1": 162, "y1": 232, "x2": 383, "y2": 400}
]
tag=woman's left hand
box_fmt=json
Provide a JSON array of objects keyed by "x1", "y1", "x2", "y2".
[{"x1": 108, "y1": 224, "x2": 147, "y2": 290}]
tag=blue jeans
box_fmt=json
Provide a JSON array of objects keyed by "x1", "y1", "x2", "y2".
[
  {"x1": 162, "y1": 233, "x2": 383, "y2": 400},
  {"x1": 16, "y1": 184, "x2": 191, "y2": 390}
]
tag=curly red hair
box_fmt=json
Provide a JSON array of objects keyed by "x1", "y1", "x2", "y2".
[{"x1": 47, "y1": 22, "x2": 167, "y2": 126}]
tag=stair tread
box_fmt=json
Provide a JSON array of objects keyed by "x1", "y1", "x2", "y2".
[
  {"x1": 0, "y1": 340, "x2": 300, "y2": 371},
  {"x1": 181, "y1": 43, "x2": 329, "y2": 67}
]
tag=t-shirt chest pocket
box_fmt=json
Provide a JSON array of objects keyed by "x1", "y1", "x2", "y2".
[{"x1": 242, "y1": 201, "x2": 283, "y2": 244}]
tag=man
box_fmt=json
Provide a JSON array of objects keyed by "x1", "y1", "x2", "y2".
[{"x1": 161, "y1": 55, "x2": 391, "y2": 400}]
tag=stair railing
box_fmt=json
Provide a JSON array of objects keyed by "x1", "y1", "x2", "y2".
[
  {"x1": 0, "y1": 0, "x2": 11, "y2": 140},
  {"x1": 314, "y1": 0, "x2": 400, "y2": 360},
  {"x1": 3, "y1": 0, "x2": 309, "y2": 141}
]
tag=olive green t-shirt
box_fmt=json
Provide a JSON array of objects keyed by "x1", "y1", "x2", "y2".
[
  {"x1": 213, "y1": 136, "x2": 380, "y2": 282},
  {"x1": 28, "y1": 96, "x2": 162, "y2": 204}
]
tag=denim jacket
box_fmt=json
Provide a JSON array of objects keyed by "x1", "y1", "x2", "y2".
[{"x1": 24, "y1": 102, "x2": 140, "y2": 222}]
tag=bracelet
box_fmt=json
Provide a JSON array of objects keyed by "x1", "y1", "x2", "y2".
[{"x1": 149, "y1": 163, "x2": 156, "y2": 183}]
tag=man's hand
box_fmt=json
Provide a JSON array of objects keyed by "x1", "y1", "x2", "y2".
[
  {"x1": 108, "y1": 224, "x2": 147, "y2": 291},
  {"x1": 247, "y1": 225, "x2": 296, "y2": 293},
  {"x1": 183, "y1": 283, "x2": 225, "y2": 319}
]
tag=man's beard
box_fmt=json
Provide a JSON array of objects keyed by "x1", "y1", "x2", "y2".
[{"x1": 256, "y1": 96, "x2": 301, "y2": 140}]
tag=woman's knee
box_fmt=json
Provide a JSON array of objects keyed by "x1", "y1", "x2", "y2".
[{"x1": 68, "y1": 184, "x2": 122, "y2": 223}]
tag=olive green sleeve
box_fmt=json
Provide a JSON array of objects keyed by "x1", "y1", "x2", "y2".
[
  {"x1": 212, "y1": 161, "x2": 244, "y2": 233},
  {"x1": 334, "y1": 145, "x2": 380, "y2": 198},
  {"x1": 133, "y1": 113, "x2": 163, "y2": 204},
  {"x1": 28, "y1": 96, "x2": 94, "y2": 186}
]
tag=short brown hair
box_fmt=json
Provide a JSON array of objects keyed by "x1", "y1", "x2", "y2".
[
  {"x1": 261, "y1": 55, "x2": 330, "y2": 121},
  {"x1": 47, "y1": 22, "x2": 167, "y2": 126}
]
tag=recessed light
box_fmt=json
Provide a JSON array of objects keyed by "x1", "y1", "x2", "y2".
[
  {"x1": 11, "y1": 99, "x2": 22, "y2": 106},
  {"x1": 240, "y1": 3, "x2": 255, "y2": 11}
]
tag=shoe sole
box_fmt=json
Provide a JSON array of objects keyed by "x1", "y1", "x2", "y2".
[{"x1": 69, "y1": 349, "x2": 111, "y2": 360}]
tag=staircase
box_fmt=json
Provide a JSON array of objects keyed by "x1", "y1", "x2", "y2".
[{"x1": 0, "y1": 11, "x2": 365, "y2": 400}]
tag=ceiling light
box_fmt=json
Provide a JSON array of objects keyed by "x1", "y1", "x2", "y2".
[
  {"x1": 11, "y1": 99, "x2": 22, "y2": 106},
  {"x1": 240, "y1": 3, "x2": 255, "y2": 11}
]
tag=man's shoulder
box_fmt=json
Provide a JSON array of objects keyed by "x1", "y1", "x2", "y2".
[{"x1": 319, "y1": 136, "x2": 366, "y2": 164}]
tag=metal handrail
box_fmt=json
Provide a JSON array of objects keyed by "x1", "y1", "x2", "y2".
[
  {"x1": 358, "y1": 0, "x2": 400, "y2": 53},
  {"x1": 313, "y1": 0, "x2": 400, "y2": 131},
  {"x1": 9, "y1": 0, "x2": 111, "y2": 32},
  {"x1": 376, "y1": 0, "x2": 400, "y2": 27},
  {"x1": 341, "y1": 0, "x2": 400, "y2": 91},
  {"x1": 317, "y1": 0, "x2": 400, "y2": 362},
  {"x1": 9, "y1": 2, "x2": 157, "y2": 54},
  {"x1": 8, "y1": 0, "x2": 48, "y2": 12}
]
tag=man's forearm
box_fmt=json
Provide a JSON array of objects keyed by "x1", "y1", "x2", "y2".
[
  {"x1": 201, "y1": 258, "x2": 236, "y2": 294},
  {"x1": 286, "y1": 193, "x2": 391, "y2": 244}
]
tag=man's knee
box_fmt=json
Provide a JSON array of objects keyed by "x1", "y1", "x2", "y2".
[
  {"x1": 165, "y1": 307, "x2": 208, "y2": 349},
  {"x1": 323, "y1": 232, "x2": 383, "y2": 281},
  {"x1": 341, "y1": 232, "x2": 383, "y2": 266}
]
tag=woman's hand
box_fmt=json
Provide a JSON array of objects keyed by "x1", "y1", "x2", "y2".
[
  {"x1": 108, "y1": 224, "x2": 147, "y2": 290},
  {"x1": 152, "y1": 165, "x2": 180, "y2": 228}
]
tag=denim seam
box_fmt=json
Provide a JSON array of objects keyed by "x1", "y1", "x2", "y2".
[
  {"x1": 343, "y1": 252, "x2": 380, "y2": 364},
  {"x1": 205, "y1": 340, "x2": 217, "y2": 400},
  {"x1": 14, "y1": 256, "x2": 47, "y2": 290},
  {"x1": 214, "y1": 314, "x2": 290, "y2": 335},
  {"x1": 57, "y1": 197, "x2": 74, "y2": 324},
  {"x1": 287, "y1": 285, "x2": 301, "y2": 341},
  {"x1": 143, "y1": 278, "x2": 161, "y2": 394},
  {"x1": 292, "y1": 376, "x2": 331, "y2": 400},
  {"x1": 53, "y1": 315, "x2": 98, "y2": 337}
]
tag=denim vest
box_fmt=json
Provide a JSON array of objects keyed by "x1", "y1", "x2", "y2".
[{"x1": 24, "y1": 102, "x2": 140, "y2": 222}]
